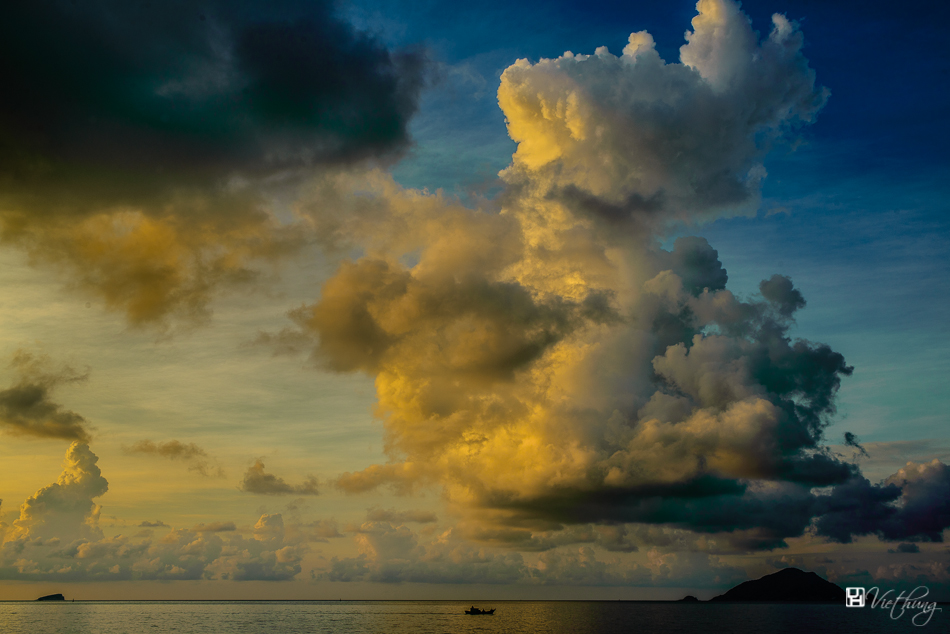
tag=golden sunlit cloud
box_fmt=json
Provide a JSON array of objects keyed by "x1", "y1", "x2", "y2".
[{"x1": 271, "y1": 0, "x2": 950, "y2": 556}]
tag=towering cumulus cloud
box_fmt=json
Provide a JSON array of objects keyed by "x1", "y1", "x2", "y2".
[
  {"x1": 497, "y1": 0, "x2": 826, "y2": 229},
  {"x1": 289, "y1": 0, "x2": 950, "y2": 551},
  {"x1": 6, "y1": 442, "x2": 108, "y2": 545},
  {"x1": 0, "y1": 0, "x2": 428, "y2": 327}
]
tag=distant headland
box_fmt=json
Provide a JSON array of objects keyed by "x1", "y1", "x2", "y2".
[
  {"x1": 36, "y1": 593, "x2": 65, "y2": 601},
  {"x1": 681, "y1": 568, "x2": 846, "y2": 603}
]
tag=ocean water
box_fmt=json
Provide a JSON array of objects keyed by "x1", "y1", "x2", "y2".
[{"x1": 0, "y1": 600, "x2": 941, "y2": 633}]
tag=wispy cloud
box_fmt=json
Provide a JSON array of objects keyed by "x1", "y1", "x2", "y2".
[{"x1": 125, "y1": 440, "x2": 225, "y2": 478}]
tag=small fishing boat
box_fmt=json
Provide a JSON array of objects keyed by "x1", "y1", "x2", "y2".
[{"x1": 465, "y1": 606, "x2": 495, "y2": 615}]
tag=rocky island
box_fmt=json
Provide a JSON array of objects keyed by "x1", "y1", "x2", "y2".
[{"x1": 710, "y1": 568, "x2": 845, "y2": 603}]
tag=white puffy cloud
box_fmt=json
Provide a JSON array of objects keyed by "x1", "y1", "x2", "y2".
[
  {"x1": 6, "y1": 442, "x2": 107, "y2": 544},
  {"x1": 497, "y1": 0, "x2": 827, "y2": 226}
]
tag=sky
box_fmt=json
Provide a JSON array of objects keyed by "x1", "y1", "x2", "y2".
[{"x1": 0, "y1": 0, "x2": 948, "y2": 601}]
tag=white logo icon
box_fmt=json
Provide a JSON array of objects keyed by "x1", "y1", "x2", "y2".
[{"x1": 846, "y1": 587, "x2": 866, "y2": 608}]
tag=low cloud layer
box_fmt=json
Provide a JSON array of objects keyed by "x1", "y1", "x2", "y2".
[
  {"x1": 0, "y1": 444, "x2": 947, "y2": 588},
  {"x1": 0, "y1": 444, "x2": 319, "y2": 581},
  {"x1": 0, "y1": 351, "x2": 91, "y2": 442},
  {"x1": 240, "y1": 460, "x2": 319, "y2": 496},
  {"x1": 323, "y1": 519, "x2": 745, "y2": 587}
]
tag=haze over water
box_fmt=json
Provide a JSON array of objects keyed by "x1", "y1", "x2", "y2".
[{"x1": 0, "y1": 601, "x2": 939, "y2": 633}]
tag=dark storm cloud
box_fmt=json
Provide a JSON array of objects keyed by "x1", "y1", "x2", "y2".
[
  {"x1": 239, "y1": 459, "x2": 319, "y2": 495},
  {"x1": 816, "y1": 460, "x2": 950, "y2": 543},
  {"x1": 488, "y1": 478, "x2": 820, "y2": 551},
  {"x1": 813, "y1": 476, "x2": 902, "y2": 543},
  {"x1": 0, "y1": 351, "x2": 91, "y2": 441},
  {"x1": 742, "y1": 326, "x2": 854, "y2": 458},
  {"x1": 881, "y1": 460, "x2": 950, "y2": 542},
  {"x1": 0, "y1": 0, "x2": 430, "y2": 329},
  {"x1": 0, "y1": 0, "x2": 429, "y2": 189}
]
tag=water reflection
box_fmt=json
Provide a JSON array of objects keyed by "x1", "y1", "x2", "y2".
[{"x1": 0, "y1": 600, "x2": 930, "y2": 633}]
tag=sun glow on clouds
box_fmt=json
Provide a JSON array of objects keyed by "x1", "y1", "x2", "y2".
[
  {"x1": 273, "y1": 0, "x2": 950, "y2": 563},
  {"x1": 296, "y1": 0, "x2": 848, "y2": 542},
  {"x1": 0, "y1": 0, "x2": 948, "y2": 594}
]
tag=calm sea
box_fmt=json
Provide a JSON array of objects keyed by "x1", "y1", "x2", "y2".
[{"x1": 0, "y1": 600, "x2": 941, "y2": 633}]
